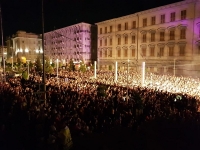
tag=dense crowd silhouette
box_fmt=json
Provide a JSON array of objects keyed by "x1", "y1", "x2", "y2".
[{"x1": 0, "y1": 70, "x2": 200, "y2": 150}]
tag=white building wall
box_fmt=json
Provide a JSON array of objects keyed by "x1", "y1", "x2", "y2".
[{"x1": 96, "y1": 0, "x2": 200, "y2": 77}]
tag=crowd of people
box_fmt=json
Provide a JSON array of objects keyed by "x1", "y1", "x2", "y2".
[{"x1": 0, "y1": 70, "x2": 200, "y2": 150}]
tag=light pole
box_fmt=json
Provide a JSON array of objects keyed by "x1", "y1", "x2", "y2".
[
  {"x1": 0, "y1": 6, "x2": 5, "y2": 82},
  {"x1": 41, "y1": 0, "x2": 46, "y2": 105},
  {"x1": 56, "y1": 58, "x2": 59, "y2": 78},
  {"x1": 11, "y1": 57, "x2": 13, "y2": 70},
  {"x1": 127, "y1": 59, "x2": 130, "y2": 100},
  {"x1": 174, "y1": 58, "x2": 176, "y2": 76}
]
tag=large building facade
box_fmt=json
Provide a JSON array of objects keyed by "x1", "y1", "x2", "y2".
[
  {"x1": 44, "y1": 22, "x2": 97, "y2": 65},
  {"x1": 96, "y1": 0, "x2": 200, "y2": 77},
  {"x1": 6, "y1": 31, "x2": 42, "y2": 63}
]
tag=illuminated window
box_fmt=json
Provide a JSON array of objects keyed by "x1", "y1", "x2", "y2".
[
  {"x1": 180, "y1": 28, "x2": 186, "y2": 39},
  {"x1": 142, "y1": 34, "x2": 147, "y2": 43},
  {"x1": 169, "y1": 47, "x2": 174, "y2": 56},
  {"x1": 179, "y1": 46, "x2": 185, "y2": 56},
  {"x1": 161, "y1": 14, "x2": 165, "y2": 23},
  {"x1": 125, "y1": 22, "x2": 128, "y2": 30},
  {"x1": 160, "y1": 32, "x2": 165, "y2": 41},
  {"x1": 105, "y1": 27, "x2": 107, "y2": 33},
  {"x1": 181, "y1": 10, "x2": 187, "y2": 20},
  {"x1": 150, "y1": 47, "x2": 155, "y2": 56},
  {"x1": 124, "y1": 49, "x2": 128, "y2": 57},
  {"x1": 110, "y1": 38, "x2": 112, "y2": 45},
  {"x1": 132, "y1": 48, "x2": 135, "y2": 57},
  {"x1": 132, "y1": 21, "x2": 136, "y2": 29},
  {"x1": 132, "y1": 35, "x2": 135, "y2": 43},
  {"x1": 151, "y1": 16, "x2": 156, "y2": 25},
  {"x1": 100, "y1": 39, "x2": 102, "y2": 46},
  {"x1": 110, "y1": 26, "x2": 112, "y2": 32},
  {"x1": 105, "y1": 38, "x2": 107, "y2": 46},
  {"x1": 118, "y1": 49, "x2": 121, "y2": 57},
  {"x1": 118, "y1": 24, "x2": 121, "y2": 31},
  {"x1": 159, "y1": 47, "x2": 164, "y2": 57},
  {"x1": 124, "y1": 36, "x2": 128, "y2": 44},
  {"x1": 169, "y1": 30, "x2": 175, "y2": 40},
  {"x1": 151, "y1": 33, "x2": 155, "y2": 42},
  {"x1": 118, "y1": 37, "x2": 121, "y2": 45},
  {"x1": 170, "y1": 12, "x2": 176, "y2": 22},
  {"x1": 100, "y1": 28, "x2": 102, "y2": 34},
  {"x1": 142, "y1": 48, "x2": 146, "y2": 57},
  {"x1": 143, "y1": 18, "x2": 147, "y2": 27}
]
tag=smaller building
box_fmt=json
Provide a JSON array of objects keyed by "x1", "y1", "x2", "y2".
[
  {"x1": 44, "y1": 22, "x2": 97, "y2": 65},
  {"x1": 6, "y1": 31, "x2": 42, "y2": 63}
]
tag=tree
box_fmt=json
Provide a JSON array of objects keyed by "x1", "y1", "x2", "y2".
[
  {"x1": 79, "y1": 61, "x2": 87, "y2": 72},
  {"x1": 69, "y1": 59, "x2": 75, "y2": 71},
  {"x1": 29, "y1": 61, "x2": 34, "y2": 72},
  {"x1": 22, "y1": 70, "x2": 28, "y2": 80},
  {"x1": 45, "y1": 57, "x2": 53, "y2": 73},
  {"x1": 35, "y1": 56, "x2": 42, "y2": 72}
]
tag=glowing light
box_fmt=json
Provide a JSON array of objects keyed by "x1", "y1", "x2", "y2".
[{"x1": 25, "y1": 48, "x2": 29, "y2": 53}]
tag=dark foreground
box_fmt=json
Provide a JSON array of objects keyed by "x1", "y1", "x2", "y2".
[{"x1": 1, "y1": 119, "x2": 200, "y2": 150}]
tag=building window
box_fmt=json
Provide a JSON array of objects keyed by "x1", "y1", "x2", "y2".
[
  {"x1": 132, "y1": 21, "x2": 136, "y2": 28},
  {"x1": 170, "y1": 12, "x2": 176, "y2": 22},
  {"x1": 118, "y1": 37, "x2": 121, "y2": 45},
  {"x1": 105, "y1": 27, "x2": 107, "y2": 33},
  {"x1": 105, "y1": 50, "x2": 107, "y2": 57},
  {"x1": 198, "y1": 46, "x2": 200, "y2": 54},
  {"x1": 105, "y1": 39, "x2": 107, "y2": 46},
  {"x1": 110, "y1": 26, "x2": 112, "y2": 32},
  {"x1": 180, "y1": 28, "x2": 186, "y2": 39},
  {"x1": 132, "y1": 49, "x2": 135, "y2": 57},
  {"x1": 124, "y1": 49, "x2": 128, "y2": 57},
  {"x1": 124, "y1": 36, "x2": 128, "y2": 44},
  {"x1": 118, "y1": 49, "x2": 121, "y2": 57},
  {"x1": 160, "y1": 32, "x2": 165, "y2": 41},
  {"x1": 100, "y1": 40, "x2": 102, "y2": 46},
  {"x1": 143, "y1": 18, "x2": 147, "y2": 27},
  {"x1": 151, "y1": 16, "x2": 156, "y2": 25},
  {"x1": 161, "y1": 14, "x2": 165, "y2": 23},
  {"x1": 159, "y1": 47, "x2": 164, "y2": 57},
  {"x1": 142, "y1": 48, "x2": 146, "y2": 57},
  {"x1": 142, "y1": 34, "x2": 147, "y2": 43},
  {"x1": 169, "y1": 47, "x2": 174, "y2": 56},
  {"x1": 100, "y1": 50, "x2": 102, "y2": 57},
  {"x1": 125, "y1": 22, "x2": 128, "y2": 30},
  {"x1": 199, "y1": 27, "x2": 200, "y2": 38},
  {"x1": 150, "y1": 47, "x2": 155, "y2": 56},
  {"x1": 132, "y1": 35, "x2": 135, "y2": 43},
  {"x1": 100, "y1": 28, "x2": 102, "y2": 34},
  {"x1": 110, "y1": 49, "x2": 112, "y2": 57},
  {"x1": 110, "y1": 38, "x2": 112, "y2": 45},
  {"x1": 181, "y1": 10, "x2": 187, "y2": 20},
  {"x1": 169, "y1": 30, "x2": 175, "y2": 40},
  {"x1": 118, "y1": 24, "x2": 121, "y2": 31},
  {"x1": 179, "y1": 46, "x2": 185, "y2": 56},
  {"x1": 151, "y1": 33, "x2": 155, "y2": 42}
]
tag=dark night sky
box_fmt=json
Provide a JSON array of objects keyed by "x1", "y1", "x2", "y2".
[{"x1": 1, "y1": 0, "x2": 182, "y2": 39}]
